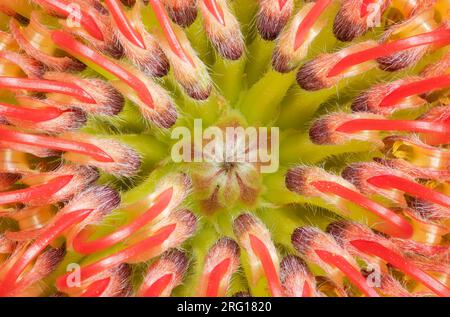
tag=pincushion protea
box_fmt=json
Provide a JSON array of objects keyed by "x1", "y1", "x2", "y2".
[{"x1": 0, "y1": 0, "x2": 449, "y2": 297}]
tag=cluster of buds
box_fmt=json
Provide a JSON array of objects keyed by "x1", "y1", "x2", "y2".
[
  {"x1": 0, "y1": 163, "x2": 194, "y2": 296},
  {"x1": 0, "y1": 0, "x2": 207, "y2": 296},
  {"x1": 0, "y1": 185, "x2": 120, "y2": 296},
  {"x1": 276, "y1": 1, "x2": 449, "y2": 296},
  {"x1": 294, "y1": 2, "x2": 449, "y2": 89},
  {"x1": 56, "y1": 205, "x2": 197, "y2": 297},
  {"x1": 0, "y1": 0, "x2": 448, "y2": 298},
  {"x1": 296, "y1": 48, "x2": 449, "y2": 246},
  {"x1": 282, "y1": 48, "x2": 448, "y2": 299}
]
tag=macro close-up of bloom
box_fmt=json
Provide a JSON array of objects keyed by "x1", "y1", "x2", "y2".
[{"x1": 0, "y1": 0, "x2": 449, "y2": 299}]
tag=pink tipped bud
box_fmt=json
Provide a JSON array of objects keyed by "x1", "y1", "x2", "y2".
[
  {"x1": 351, "y1": 77, "x2": 426, "y2": 115},
  {"x1": 1, "y1": 98, "x2": 87, "y2": 134},
  {"x1": 62, "y1": 185, "x2": 121, "y2": 249},
  {"x1": 197, "y1": 237, "x2": 240, "y2": 297},
  {"x1": 0, "y1": 247, "x2": 65, "y2": 296},
  {"x1": 119, "y1": 208, "x2": 197, "y2": 264},
  {"x1": 149, "y1": 0, "x2": 212, "y2": 100},
  {"x1": 233, "y1": 213, "x2": 283, "y2": 297},
  {"x1": 112, "y1": 72, "x2": 178, "y2": 128},
  {"x1": 257, "y1": 0, "x2": 294, "y2": 41},
  {"x1": 61, "y1": 132, "x2": 141, "y2": 177},
  {"x1": 71, "y1": 264, "x2": 132, "y2": 297},
  {"x1": 20, "y1": 165, "x2": 99, "y2": 205},
  {"x1": 376, "y1": 10, "x2": 441, "y2": 71},
  {"x1": 342, "y1": 162, "x2": 409, "y2": 204},
  {"x1": 297, "y1": 41, "x2": 378, "y2": 90},
  {"x1": 43, "y1": 72, "x2": 125, "y2": 116},
  {"x1": 163, "y1": 0, "x2": 198, "y2": 27},
  {"x1": 56, "y1": 0, "x2": 124, "y2": 58},
  {"x1": 0, "y1": 76, "x2": 97, "y2": 105},
  {"x1": 294, "y1": 226, "x2": 353, "y2": 262},
  {"x1": 326, "y1": 220, "x2": 388, "y2": 259},
  {"x1": 273, "y1": 0, "x2": 331, "y2": 73},
  {"x1": 333, "y1": 0, "x2": 389, "y2": 42},
  {"x1": 309, "y1": 112, "x2": 383, "y2": 145},
  {"x1": 152, "y1": 173, "x2": 191, "y2": 213},
  {"x1": 9, "y1": 13, "x2": 85, "y2": 72},
  {"x1": 138, "y1": 250, "x2": 189, "y2": 297},
  {"x1": 280, "y1": 255, "x2": 317, "y2": 297},
  {"x1": 106, "y1": 0, "x2": 170, "y2": 77},
  {"x1": 310, "y1": 112, "x2": 447, "y2": 146},
  {"x1": 285, "y1": 166, "x2": 352, "y2": 198},
  {"x1": 83, "y1": 264, "x2": 132, "y2": 297},
  {"x1": 292, "y1": 226, "x2": 379, "y2": 297},
  {"x1": 200, "y1": 0, "x2": 244, "y2": 60},
  {"x1": 329, "y1": 220, "x2": 440, "y2": 296},
  {"x1": 408, "y1": 196, "x2": 450, "y2": 222},
  {"x1": 0, "y1": 49, "x2": 44, "y2": 79},
  {"x1": 0, "y1": 175, "x2": 74, "y2": 206},
  {"x1": 63, "y1": 186, "x2": 121, "y2": 225}
]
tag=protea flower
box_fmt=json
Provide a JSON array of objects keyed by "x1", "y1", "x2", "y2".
[{"x1": 0, "y1": 0, "x2": 449, "y2": 297}]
